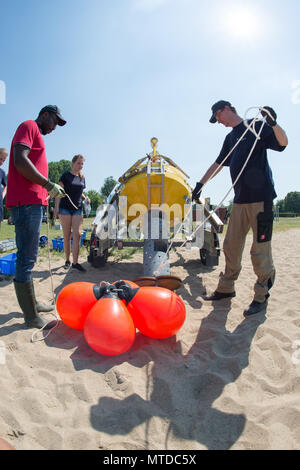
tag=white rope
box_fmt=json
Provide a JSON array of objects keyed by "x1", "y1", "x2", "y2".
[
  {"x1": 31, "y1": 191, "x2": 80, "y2": 342},
  {"x1": 46, "y1": 192, "x2": 78, "y2": 210},
  {"x1": 154, "y1": 106, "x2": 269, "y2": 276},
  {"x1": 65, "y1": 193, "x2": 78, "y2": 211},
  {"x1": 31, "y1": 207, "x2": 60, "y2": 343}
]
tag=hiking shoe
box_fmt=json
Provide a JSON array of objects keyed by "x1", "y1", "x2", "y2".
[
  {"x1": 64, "y1": 260, "x2": 71, "y2": 269},
  {"x1": 243, "y1": 299, "x2": 268, "y2": 317},
  {"x1": 203, "y1": 290, "x2": 236, "y2": 301},
  {"x1": 72, "y1": 263, "x2": 86, "y2": 272}
]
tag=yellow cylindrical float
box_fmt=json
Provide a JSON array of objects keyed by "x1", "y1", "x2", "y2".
[{"x1": 118, "y1": 138, "x2": 192, "y2": 225}]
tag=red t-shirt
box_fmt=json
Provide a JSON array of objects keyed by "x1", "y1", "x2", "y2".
[{"x1": 6, "y1": 120, "x2": 48, "y2": 208}]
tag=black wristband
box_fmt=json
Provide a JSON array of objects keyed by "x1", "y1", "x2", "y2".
[{"x1": 43, "y1": 180, "x2": 53, "y2": 191}]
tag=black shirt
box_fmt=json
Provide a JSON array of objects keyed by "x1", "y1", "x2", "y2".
[
  {"x1": 59, "y1": 172, "x2": 86, "y2": 212},
  {"x1": 215, "y1": 119, "x2": 286, "y2": 203}
]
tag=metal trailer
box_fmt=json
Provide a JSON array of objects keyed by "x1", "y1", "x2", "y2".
[{"x1": 87, "y1": 139, "x2": 224, "y2": 276}]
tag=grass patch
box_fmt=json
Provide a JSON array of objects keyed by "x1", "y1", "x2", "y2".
[
  {"x1": 1, "y1": 215, "x2": 300, "y2": 258},
  {"x1": 0, "y1": 217, "x2": 94, "y2": 259},
  {"x1": 273, "y1": 217, "x2": 300, "y2": 232},
  {"x1": 0, "y1": 216, "x2": 95, "y2": 241},
  {"x1": 220, "y1": 217, "x2": 300, "y2": 236},
  {"x1": 0, "y1": 220, "x2": 15, "y2": 240}
]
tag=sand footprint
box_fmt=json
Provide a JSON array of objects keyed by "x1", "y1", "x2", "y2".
[
  {"x1": 72, "y1": 379, "x2": 93, "y2": 403},
  {"x1": 105, "y1": 369, "x2": 133, "y2": 396}
]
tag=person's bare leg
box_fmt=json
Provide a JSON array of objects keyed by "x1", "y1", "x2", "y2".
[
  {"x1": 71, "y1": 214, "x2": 83, "y2": 265},
  {"x1": 59, "y1": 214, "x2": 72, "y2": 265}
]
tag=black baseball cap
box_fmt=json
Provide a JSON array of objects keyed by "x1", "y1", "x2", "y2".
[
  {"x1": 39, "y1": 105, "x2": 67, "y2": 126},
  {"x1": 209, "y1": 100, "x2": 232, "y2": 123}
]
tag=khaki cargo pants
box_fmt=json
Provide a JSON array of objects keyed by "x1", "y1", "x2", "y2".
[{"x1": 216, "y1": 202, "x2": 275, "y2": 302}]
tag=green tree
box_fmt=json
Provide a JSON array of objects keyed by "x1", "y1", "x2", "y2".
[
  {"x1": 284, "y1": 191, "x2": 300, "y2": 214},
  {"x1": 275, "y1": 198, "x2": 285, "y2": 212},
  {"x1": 227, "y1": 199, "x2": 233, "y2": 215},
  {"x1": 100, "y1": 176, "x2": 117, "y2": 198},
  {"x1": 87, "y1": 190, "x2": 102, "y2": 212},
  {"x1": 48, "y1": 159, "x2": 72, "y2": 183}
]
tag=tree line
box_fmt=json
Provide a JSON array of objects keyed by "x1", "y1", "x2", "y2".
[
  {"x1": 3, "y1": 158, "x2": 300, "y2": 218},
  {"x1": 227, "y1": 191, "x2": 300, "y2": 217},
  {"x1": 274, "y1": 192, "x2": 300, "y2": 216}
]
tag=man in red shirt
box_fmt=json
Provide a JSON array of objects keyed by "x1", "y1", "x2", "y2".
[
  {"x1": 6, "y1": 105, "x2": 67, "y2": 329},
  {"x1": 0, "y1": 148, "x2": 8, "y2": 282}
]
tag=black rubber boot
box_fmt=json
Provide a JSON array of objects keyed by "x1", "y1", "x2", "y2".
[
  {"x1": 30, "y1": 280, "x2": 54, "y2": 313},
  {"x1": 13, "y1": 280, "x2": 52, "y2": 329},
  {"x1": 36, "y1": 302, "x2": 55, "y2": 313}
]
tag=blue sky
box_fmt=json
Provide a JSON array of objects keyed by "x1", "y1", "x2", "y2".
[{"x1": 0, "y1": 0, "x2": 299, "y2": 205}]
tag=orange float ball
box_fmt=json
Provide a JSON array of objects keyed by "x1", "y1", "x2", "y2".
[
  {"x1": 84, "y1": 296, "x2": 136, "y2": 356},
  {"x1": 125, "y1": 286, "x2": 186, "y2": 339},
  {"x1": 56, "y1": 282, "x2": 99, "y2": 330}
]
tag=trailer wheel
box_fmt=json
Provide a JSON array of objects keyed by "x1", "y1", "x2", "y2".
[{"x1": 88, "y1": 248, "x2": 108, "y2": 268}]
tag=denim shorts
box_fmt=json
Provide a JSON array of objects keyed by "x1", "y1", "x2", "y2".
[{"x1": 59, "y1": 208, "x2": 83, "y2": 216}]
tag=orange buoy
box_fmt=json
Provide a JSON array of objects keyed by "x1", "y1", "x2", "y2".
[
  {"x1": 56, "y1": 282, "x2": 102, "y2": 330},
  {"x1": 84, "y1": 291, "x2": 136, "y2": 356},
  {"x1": 121, "y1": 286, "x2": 186, "y2": 339}
]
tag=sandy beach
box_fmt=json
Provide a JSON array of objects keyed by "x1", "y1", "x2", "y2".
[{"x1": 0, "y1": 228, "x2": 300, "y2": 450}]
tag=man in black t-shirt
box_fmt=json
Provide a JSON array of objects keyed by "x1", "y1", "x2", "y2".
[{"x1": 192, "y1": 101, "x2": 288, "y2": 316}]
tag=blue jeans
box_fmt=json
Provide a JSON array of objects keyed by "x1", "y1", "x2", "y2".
[{"x1": 10, "y1": 204, "x2": 43, "y2": 283}]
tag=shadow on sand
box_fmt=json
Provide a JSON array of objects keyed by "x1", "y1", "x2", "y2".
[{"x1": 41, "y1": 254, "x2": 266, "y2": 450}]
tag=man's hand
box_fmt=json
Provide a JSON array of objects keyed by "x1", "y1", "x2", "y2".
[
  {"x1": 192, "y1": 182, "x2": 204, "y2": 201},
  {"x1": 43, "y1": 180, "x2": 66, "y2": 198},
  {"x1": 261, "y1": 106, "x2": 277, "y2": 127}
]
